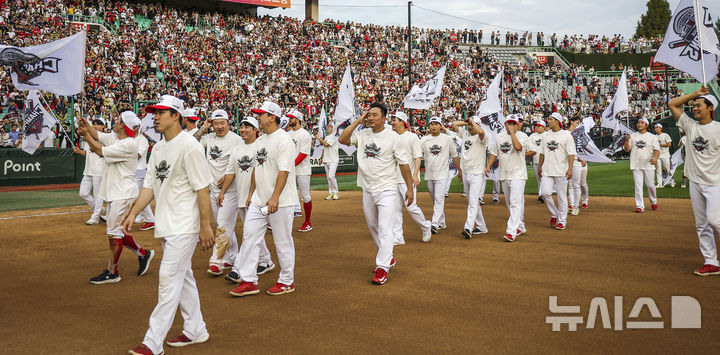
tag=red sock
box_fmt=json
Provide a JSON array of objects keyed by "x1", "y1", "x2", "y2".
[
  {"x1": 108, "y1": 239, "x2": 123, "y2": 274},
  {"x1": 303, "y1": 201, "x2": 312, "y2": 225},
  {"x1": 122, "y1": 234, "x2": 146, "y2": 257}
]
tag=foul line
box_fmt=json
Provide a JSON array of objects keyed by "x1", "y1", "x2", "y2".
[{"x1": 0, "y1": 209, "x2": 89, "y2": 220}]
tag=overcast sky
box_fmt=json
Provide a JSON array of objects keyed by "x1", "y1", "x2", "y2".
[{"x1": 256, "y1": 0, "x2": 701, "y2": 38}]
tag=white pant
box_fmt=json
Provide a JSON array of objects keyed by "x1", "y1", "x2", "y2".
[
  {"x1": 143, "y1": 234, "x2": 208, "y2": 355},
  {"x1": 533, "y1": 163, "x2": 542, "y2": 196},
  {"x1": 426, "y1": 179, "x2": 448, "y2": 228},
  {"x1": 297, "y1": 175, "x2": 311, "y2": 203},
  {"x1": 362, "y1": 189, "x2": 397, "y2": 270},
  {"x1": 632, "y1": 169, "x2": 657, "y2": 210},
  {"x1": 541, "y1": 176, "x2": 569, "y2": 225},
  {"x1": 79, "y1": 175, "x2": 103, "y2": 219},
  {"x1": 568, "y1": 166, "x2": 582, "y2": 208},
  {"x1": 656, "y1": 156, "x2": 670, "y2": 185},
  {"x1": 480, "y1": 177, "x2": 501, "y2": 199},
  {"x1": 237, "y1": 204, "x2": 295, "y2": 285},
  {"x1": 446, "y1": 169, "x2": 457, "y2": 194},
  {"x1": 324, "y1": 162, "x2": 338, "y2": 194},
  {"x1": 135, "y1": 171, "x2": 155, "y2": 222},
  {"x1": 502, "y1": 179, "x2": 526, "y2": 237},
  {"x1": 393, "y1": 183, "x2": 430, "y2": 243},
  {"x1": 463, "y1": 173, "x2": 487, "y2": 232},
  {"x1": 580, "y1": 165, "x2": 589, "y2": 204},
  {"x1": 232, "y1": 207, "x2": 272, "y2": 272},
  {"x1": 208, "y1": 191, "x2": 239, "y2": 267},
  {"x1": 106, "y1": 198, "x2": 133, "y2": 238},
  {"x1": 689, "y1": 181, "x2": 720, "y2": 267}
]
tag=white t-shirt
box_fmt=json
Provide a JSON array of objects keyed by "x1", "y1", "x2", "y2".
[
  {"x1": 529, "y1": 131, "x2": 545, "y2": 165},
  {"x1": 421, "y1": 133, "x2": 458, "y2": 180},
  {"x1": 540, "y1": 129, "x2": 577, "y2": 177},
  {"x1": 135, "y1": 134, "x2": 149, "y2": 171},
  {"x1": 322, "y1": 134, "x2": 339, "y2": 164},
  {"x1": 490, "y1": 131, "x2": 530, "y2": 180},
  {"x1": 629, "y1": 131, "x2": 659, "y2": 171},
  {"x1": 98, "y1": 132, "x2": 139, "y2": 201},
  {"x1": 288, "y1": 128, "x2": 313, "y2": 176},
  {"x1": 200, "y1": 131, "x2": 242, "y2": 193},
  {"x1": 677, "y1": 113, "x2": 720, "y2": 185},
  {"x1": 457, "y1": 127, "x2": 489, "y2": 173},
  {"x1": 225, "y1": 140, "x2": 256, "y2": 206},
  {"x1": 82, "y1": 141, "x2": 105, "y2": 176},
  {"x1": 657, "y1": 132, "x2": 672, "y2": 158},
  {"x1": 144, "y1": 131, "x2": 211, "y2": 238},
  {"x1": 251, "y1": 129, "x2": 300, "y2": 208},
  {"x1": 186, "y1": 127, "x2": 198, "y2": 136},
  {"x1": 394, "y1": 131, "x2": 422, "y2": 184},
  {"x1": 351, "y1": 127, "x2": 409, "y2": 194}
]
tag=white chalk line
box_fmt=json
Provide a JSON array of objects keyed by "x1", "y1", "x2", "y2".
[{"x1": 0, "y1": 209, "x2": 89, "y2": 220}]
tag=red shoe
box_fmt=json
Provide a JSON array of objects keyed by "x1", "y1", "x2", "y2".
[
  {"x1": 504, "y1": 234, "x2": 516, "y2": 242},
  {"x1": 207, "y1": 265, "x2": 222, "y2": 276},
  {"x1": 555, "y1": 223, "x2": 566, "y2": 230},
  {"x1": 517, "y1": 228, "x2": 526, "y2": 235},
  {"x1": 634, "y1": 208, "x2": 643, "y2": 213},
  {"x1": 372, "y1": 267, "x2": 388, "y2": 285},
  {"x1": 167, "y1": 333, "x2": 209, "y2": 347},
  {"x1": 266, "y1": 282, "x2": 295, "y2": 295},
  {"x1": 298, "y1": 223, "x2": 313, "y2": 232},
  {"x1": 229, "y1": 281, "x2": 259, "y2": 297},
  {"x1": 651, "y1": 204, "x2": 658, "y2": 211},
  {"x1": 222, "y1": 263, "x2": 233, "y2": 271},
  {"x1": 581, "y1": 203, "x2": 588, "y2": 209},
  {"x1": 129, "y1": 344, "x2": 155, "y2": 355},
  {"x1": 549, "y1": 217, "x2": 558, "y2": 227},
  {"x1": 694, "y1": 264, "x2": 720, "y2": 276},
  {"x1": 389, "y1": 258, "x2": 396, "y2": 268},
  {"x1": 139, "y1": 222, "x2": 155, "y2": 231}
]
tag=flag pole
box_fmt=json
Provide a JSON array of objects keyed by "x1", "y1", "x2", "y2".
[{"x1": 693, "y1": 0, "x2": 707, "y2": 84}]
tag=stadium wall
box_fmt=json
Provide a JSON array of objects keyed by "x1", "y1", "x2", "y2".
[
  {"x1": 0, "y1": 148, "x2": 82, "y2": 186},
  {"x1": 558, "y1": 50, "x2": 654, "y2": 70}
]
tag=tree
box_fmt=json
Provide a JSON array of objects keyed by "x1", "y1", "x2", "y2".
[{"x1": 634, "y1": 0, "x2": 672, "y2": 39}]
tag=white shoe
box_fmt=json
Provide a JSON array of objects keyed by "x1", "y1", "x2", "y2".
[
  {"x1": 571, "y1": 206, "x2": 579, "y2": 216},
  {"x1": 86, "y1": 217, "x2": 100, "y2": 225},
  {"x1": 325, "y1": 194, "x2": 334, "y2": 200},
  {"x1": 461, "y1": 192, "x2": 467, "y2": 197},
  {"x1": 670, "y1": 182, "x2": 676, "y2": 188},
  {"x1": 332, "y1": 193, "x2": 339, "y2": 200},
  {"x1": 422, "y1": 228, "x2": 432, "y2": 243},
  {"x1": 655, "y1": 184, "x2": 663, "y2": 189},
  {"x1": 393, "y1": 239, "x2": 406, "y2": 246}
]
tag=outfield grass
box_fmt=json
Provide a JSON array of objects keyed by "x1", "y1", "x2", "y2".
[{"x1": 0, "y1": 160, "x2": 689, "y2": 213}]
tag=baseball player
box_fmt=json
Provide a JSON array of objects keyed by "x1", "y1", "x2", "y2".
[
  {"x1": 479, "y1": 160, "x2": 502, "y2": 204},
  {"x1": 538, "y1": 112, "x2": 576, "y2": 230},
  {"x1": 453, "y1": 117, "x2": 489, "y2": 239},
  {"x1": 73, "y1": 119, "x2": 106, "y2": 225},
  {"x1": 390, "y1": 111, "x2": 432, "y2": 244},
  {"x1": 580, "y1": 161, "x2": 589, "y2": 208},
  {"x1": 315, "y1": 124, "x2": 340, "y2": 200},
  {"x1": 654, "y1": 123, "x2": 673, "y2": 187},
  {"x1": 445, "y1": 124, "x2": 462, "y2": 197},
  {"x1": 219, "y1": 117, "x2": 276, "y2": 282},
  {"x1": 528, "y1": 120, "x2": 547, "y2": 203},
  {"x1": 134, "y1": 129, "x2": 156, "y2": 230},
  {"x1": 286, "y1": 109, "x2": 314, "y2": 232},
  {"x1": 669, "y1": 87, "x2": 720, "y2": 275},
  {"x1": 623, "y1": 117, "x2": 659, "y2": 213},
  {"x1": 183, "y1": 108, "x2": 201, "y2": 135},
  {"x1": 124, "y1": 95, "x2": 214, "y2": 355},
  {"x1": 229, "y1": 101, "x2": 299, "y2": 297},
  {"x1": 487, "y1": 114, "x2": 531, "y2": 242},
  {"x1": 567, "y1": 117, "x2": 584, "y2": 216},
  {"x1": 421, "y1": 116, "x2": 461, "y2": 234},
  {"x1": 679, "y1": 133, "x2": 688, "y2": 188},
  {"x1": 338, "y1": 102, "x2": 414, "y2": 285},
  {"x1": 78, "y1": 111, "x2": 154, "y2": 285},
  {"x1": 193, "y1": 109, "x2": 243, "y2": 276}
]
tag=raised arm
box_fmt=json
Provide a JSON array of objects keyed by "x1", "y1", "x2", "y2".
[{"x1": 669, "y1": 86, "x2": 709, "y2": 121}]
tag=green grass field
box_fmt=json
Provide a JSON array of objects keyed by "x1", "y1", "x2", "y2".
[{"x1": 0, "y1": 160, "x2": 689, "y2": 213}]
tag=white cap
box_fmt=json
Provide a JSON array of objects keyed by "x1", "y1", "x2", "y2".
[
  {"x1": 286, "y1": 109, "x2": 304, "y2": 121},
  {"x1": 504, "y1": 115, "x2": 519, "y2": 124},
  {"x1": 240, "y1": 116, "x2": 259, "y2": 130},
  {"x1": 251, "y1": 101, "x2": 282, "y2": 118},
  {"x1": 391, "y1": 111, "x2": 409, "y2": 123},
  {"x1": 638, "y1": 117, "x2": 650, "y2": 125},
  {"x1": 700, "y1": 94, "x2": 718, "y2": 109},
  {"x1": 182, "y1": 108, "x2": 200, "y2": 120},
  {"x1": 534, "y1": 120, "x2": 547, "y2": 127},
  {"x1": 428, "y1": 116, "x2": 443, "y2": 125},
  {"x1": 654, "y1": 123, "x2": 663, "y2": 128},
  {"x1": 120, "y1": 111, "x2": 141, "y2": 130},
  {"x1": 211, "y1": 109, "x2": 229, "y2": 121},
  {"x1": 145, "y1": 95, "x2": 184, "y2": 113},
  {"x1": 549, "y1": 112, "x2": 564, "y2": 127}
]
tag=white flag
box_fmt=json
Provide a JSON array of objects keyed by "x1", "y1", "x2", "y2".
[
  {"x1": 333, "y1": 65, "x2": 361, "y2": 156},
  {"x1": 139, "y1": 113, "x2": 163, "y2": 144},
  {"x1": 21, "y1": 90, "x2": 57, "y2": 155},
  {"x1": 0, "y1": 31, "x2": 86, "y2": 95},
  {"x1": 403, "y1": 65, "x2": 446, "y2": 110},
  {"x1": 600, "y1": 70, "x2": 630, "y2": 132},
  {"x1": 311, "y1": 107, "x2": 327, "y2": 158},
  {"x1": 476, "y1": 68, "x2": 504, "y2": 118},
  {"x1": 571, "y1": 117, "x2": 613, "y2": 163},
  {"x1": 655, "y1": 0, "x2": 720, "y2": 83}
]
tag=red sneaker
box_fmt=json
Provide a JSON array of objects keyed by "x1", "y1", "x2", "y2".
[
  {"x1": 581, "y1": 203, "x2": 588, "y2": 209},
  {"x1": 694, "y1": 264, "x2": 720, "y2": 276},
  {"x1": 555, "y1": 223, "x2": 566, "y2": 230},
  {"x1": 222, "y1": 263, "x2": 233, "y2": 271},
  {"x1": 229, "y1": 281, "x2": 260, "y2": 297},
  {"x1": 139, "y1": 222, "x2": 155, "y2": 231},
  {"x1": 634, "y1": 208, "x2": 643, "y2": 213},
  {"x1": 266, "y1": 282, "x2": 295, "y2": 295},
  {"x1": 298, "y1": 223, "x2": 313, "y2": 232},
  {"x1": 549, "y1": 217, "x2": 558, "y2": 227},
  {"x1": 372, "y1": 267, "x2": 388, "y2": 285},
  {"x1": 389, "y1": 258, "x2": 396, "y2": 268},
  {"x1": 207, "y1": 265, "x2": 222, "y2": 276},
  {"x1": 129, "y1": 344, "x2": 155, "y2": 355},
  {"x1": 504, "y1": 234, "x2": 516, "y2": 242},
  {"x1": 167, "y1": 333, "x2": 209, "y2": 347},
  {"x1": 517, "y1": 228, "x2": 526, "y2": 235},
  {"x1": 651, "y1": 204, "x2": 658, "y2": 211}
]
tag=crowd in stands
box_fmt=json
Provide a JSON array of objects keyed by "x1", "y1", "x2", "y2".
[{"x1": 0, "y1": 0, "x2": 680, "y2": 148}]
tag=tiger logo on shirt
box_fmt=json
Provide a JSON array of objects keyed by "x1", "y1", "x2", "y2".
[
  {"x1": 237, "y1": 155, "x2": 253, "y2": 172},
  {"x1": 209, "y1": 146, "x2": 222, "y2": 160},
  {"x1": 364, "y1": 143, "x2": 381, "y2": 158},
  {"x1": 635, "y1": 140, "x2": 647, "y2": 149},
  {"x1": 155, "y1": 160, "x2": 171, "y2": 183},
  {"x1": 499, "y1": 141, "x2": 512, "y2": 154},
  {"x1": 256, "y1": 148, "x2": 268, "y2": 166},
  {"x1": 546, "y1": 140, "x2": 559, "y2": 151},
  {"x1": 464, "y1": 140, "x2": 473, "y2": 150},
  {"x1": 429, "y1": 144, "x2": 442, "y2": 156},
  {"x1": 692, "y1": 136, "x2": 709, "y2": 152}
]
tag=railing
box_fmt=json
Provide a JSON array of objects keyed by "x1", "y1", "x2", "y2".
[{"x1": 59, "y1": 13, "x2": 115, "y2": 34}]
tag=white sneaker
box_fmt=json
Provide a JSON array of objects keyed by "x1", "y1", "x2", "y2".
[
  {"x1": 422, "y1": 227, "x2": 432, "y2": 243},
  {"x1": 325, "y1": 194, "x2": 334, "y2": 200},
  {"x1": 670, "y1": 182, "x2": 676, "y2": 188},
  {"x1": 571, "y1": 206, "x2": 579, "y2": 216},
  {"x1": 461, "y1": 192, "x2": 467, "y2": 197},
  {"x1": 655, "y1": 184, "x2": 663, "y2": 189},
  {"x1": 86, "y1": 217, "x2": 100, "y2": 225},
  {"x1": 332, "y1": 193, "x2": 339, "y2": 200},
  {"x1": 393, "y1": 239, "x2": 406, "y2": 246}
]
